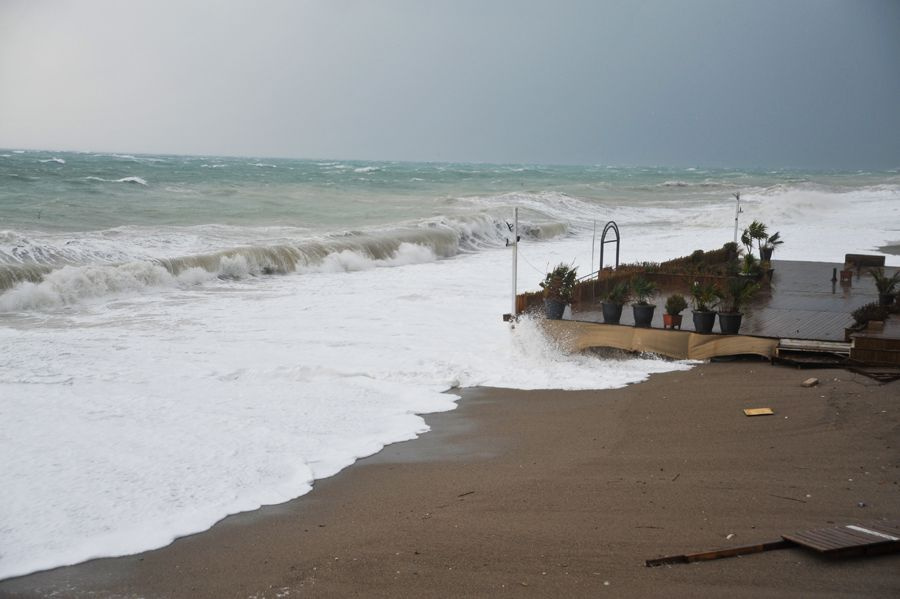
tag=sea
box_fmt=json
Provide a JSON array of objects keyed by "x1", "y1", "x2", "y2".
[{"x1": 1, "y1": 149, "x2": 898, "y2": 579}]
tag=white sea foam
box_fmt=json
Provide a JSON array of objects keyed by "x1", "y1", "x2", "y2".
[
  {"x1": 38, "y1": 157, "x2": 66, "y2": 164},
  {"x1": 1, "y1": 167, "x2": 899, "y2": 581},
  {"x1": 0, "y1": 234, "x2": 694, "y2": 580},
  {"x1": 85, "y1": 176, "x2": 148, "y2": 185},
  {"x1": 354, "y1": 166, "x2": 380, "y2": 173}
]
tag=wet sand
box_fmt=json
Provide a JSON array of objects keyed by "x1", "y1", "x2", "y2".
[{"x1": 2, "y1": 362, "x2": 898, "y2": 598}]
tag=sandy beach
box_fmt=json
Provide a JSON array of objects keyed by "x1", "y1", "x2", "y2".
[{"x1": 2, "y1": 361, "x2": 898, "y2": 598}]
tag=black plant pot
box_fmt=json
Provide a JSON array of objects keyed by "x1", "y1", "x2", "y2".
[
  {"x1": 632, "y1": 304, "x2": 656, "y2": 328},
  {"x1": 718, "y1": 311, "x2": 743, "y2": 335},
  {"x1": 544, "y1": 298, "x2": 567, "y2": 320},
  {"x1": 879, "y1": 293, "x2": 895, "y2": 307},
  {"x1": 692, "y1": 310, "x2": 716, "y2": 334},
  {"x1": 601, "y1": 301, "x2": 623, "y2": 324},
  {"x1": 760, "y1": 246, "x2": 774, "y2": 262}
]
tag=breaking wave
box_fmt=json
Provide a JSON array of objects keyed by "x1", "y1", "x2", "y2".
[
  {"x1": 0, "y1": 214, "x2": 569, "y2": 311},
  {"x1": 85, "y1": 176, "x2": 148, "y2": 185}
]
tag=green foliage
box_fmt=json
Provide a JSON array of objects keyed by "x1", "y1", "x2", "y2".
[
  {"x1": 601, "y1": 281, "x2": 631, "y2": 305},
  {"x1": 741, "y1": 253, "x2": 760, "y2": 276},
  {"x1": 851, "y1": 302, "x2": 890, "y2": 326},
  {"x1": 720, "y1": 277, "x2": 760, "y2": 313},
  {"x1": 540, "y1": 263, "x2": 577, "y2": 302},
  {"x1": 690, "y1": 281, "x2": 721, "y2": 312},
  {"x1": 664, "y1": 293, "x2": 688, "y2": 316},
  {"x1": 869, "y1": 268, "x2": 900, "y2": 295},
  {"x1": 765, "y1": 231, "x2": 783, "y2": 248},
  {"x1": 630, "y1": 276, "x2": 658, "y2": 306},
  {"x1": 742, "y1": 220, "x2": 784, "y2": 256}
]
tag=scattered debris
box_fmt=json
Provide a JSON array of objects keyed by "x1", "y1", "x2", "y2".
[
  {"x1": 744, "y1": 408, "x2": 774, "y2": 416},
  {"x1": 769, "y1": 494, "x2": 807, "y2": 504},
  {"x1": 646, "y1": 520, "x2": 900, "y2": 567},
  {"x1": 802, "y1": 377, "x2": 819, "y2": 387}
]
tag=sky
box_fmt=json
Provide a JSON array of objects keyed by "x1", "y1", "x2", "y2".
[{"x1": 1, "y1": 0, "x2": 898, "y2": 169}]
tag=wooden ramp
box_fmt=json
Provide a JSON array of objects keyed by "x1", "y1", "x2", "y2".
[{"x1": 646, "y1": 520, "x2": 900, "y2": 567}]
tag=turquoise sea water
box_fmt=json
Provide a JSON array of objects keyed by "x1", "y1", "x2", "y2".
[
  {"x1": 4, "y1": 149, "x2": 896, "y2": 232},
  {"x1": 1, "y1": 148, "x2": 898, "y2": 580}
]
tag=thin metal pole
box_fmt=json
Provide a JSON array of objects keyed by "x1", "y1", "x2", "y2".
[
  {"x1": 733, "y1": 192, "x2": 742, "y2": 245},
  {"x1": 591, "y1": 219, "x2": 597, "y2": 276},
  {"x1": 511, "y1": 207, "x2": 518, "y2": 318}
]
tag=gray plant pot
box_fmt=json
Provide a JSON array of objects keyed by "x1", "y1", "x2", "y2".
[
  {"x1": 601, "y1": 302, "x2": 623, "y2": 324},
  {"x1": 692, "y1": 310, "x2": 716, "y2": 334},
  {"x1": 632, "y1": 304, "x2": 656, "y2": 328},
  {"x1": 718, "y1": 311, "x2": 743, "y2": 335},
  {"x1": 544, "y1": 298, "x2": 566, "y2": 320}
]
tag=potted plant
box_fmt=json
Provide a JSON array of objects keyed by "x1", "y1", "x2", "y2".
[
  {"x1": 847, "y1": 301, "x2": 891, "y2": 340},
  {"x1": 690, "y1": 281, "x2": 720, "y2": 334},
  {"x1": 869, "y1": 268, "x2": 900, "y2": 306},
  {"x1": 663, "y1": 294, "x2": 688, "y2": 330},
  {"x1": 760, "y1": 231, "x2": 783, "y2": 262},
  {"x1": 539, "y1": 263, "x2": 577, "y2": 320},
  {"x1": 717, "y1": 277, "x2": 759, "y2": 334},
  {"x1": 600, "y1": 281, "x2": 630, "y2": 324},
  {"x1": 631, "y1": 277, "x2": 658, "y2": 327}
]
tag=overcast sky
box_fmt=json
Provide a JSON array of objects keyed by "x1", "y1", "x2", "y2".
[{"x1": 1, "y1": 0, "x2": 898, "y2": 168}]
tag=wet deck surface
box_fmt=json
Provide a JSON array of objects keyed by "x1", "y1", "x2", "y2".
[{"x1": 573, "y1": 260, "x2": 893, "y2": 342}]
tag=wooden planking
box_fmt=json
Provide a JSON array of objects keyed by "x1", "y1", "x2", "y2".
[
  {"x1": 574, "y1": 260, "x2": 895, "y2": 343},
  {"x1": 646, "y1": 521, "x2": 900, "y2": 567},
  {"x1": 782, "y1": 521, "x2": 900, "y2": 554}
]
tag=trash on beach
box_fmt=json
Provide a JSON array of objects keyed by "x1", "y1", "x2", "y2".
[
  {"x1": 743, "y1": 408, "x2": 775, "y2": 416},
  {"x1": 645, "y1": 520, "x2": 900, "y2": 567},
  {"x1": 802, "y1": 377, "x2": 819, "y2": 387}
]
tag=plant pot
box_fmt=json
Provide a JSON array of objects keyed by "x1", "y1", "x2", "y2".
[
  {"x1": 543, "y1": 298, "x2": 566, "y2": 320},
  {"x1": 760, "y1": 246, "x2": 773, "y2": 261},
  {"x1": 692, "y1": 310, "x2": 716, "y2": 334},
  {"x1": 663, "y1": 313, "x2": 683, "y2": 330},
  {"x1": 718, "y1": 311, "x2": 743, "y2": 335},
  {"x1": 601, "y1": 301, "x2": 623, "y2": 324},
  {"x1": 878, "y1": 293, "x2": 895, "y2": 307},
  {"x1": 632, "y1": 304, "x2": 656, "y2": 328}
]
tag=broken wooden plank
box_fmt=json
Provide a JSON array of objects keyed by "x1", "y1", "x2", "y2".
[
  {"x1": 645, "y1": 540, "x2": 792, "y2": 567},
  {"x1": 744, "y1": 408, "x2": 774, "y2": 416}
]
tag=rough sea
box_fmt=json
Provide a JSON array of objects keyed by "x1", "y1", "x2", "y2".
[{"x1": 1, "y1": 149, "x2": 898, "y2": 579}]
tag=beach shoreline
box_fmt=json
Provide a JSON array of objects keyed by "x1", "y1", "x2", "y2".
[{"x1": 2, "y1": 362, "x2": 898, "y2": 598}]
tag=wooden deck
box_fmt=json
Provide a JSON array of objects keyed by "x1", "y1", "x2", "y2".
[{"x1": 573, "y1": 260, "x2": 890, "y2": 342}]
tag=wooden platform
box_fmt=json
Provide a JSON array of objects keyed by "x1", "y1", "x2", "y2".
[
  {"x1": 572, "y1": 260, "x2": 892, "y2": 342},
  {"x1": 783, "y1": 521, "x2": 900, "y2": 556}
]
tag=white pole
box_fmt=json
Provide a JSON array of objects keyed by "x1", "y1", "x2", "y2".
[
  {"x1": 591, "y1": 219, "x2": 597, "y2": 277},
  {"x1": 511, "y1": 207, "x2": 518, "y2": 319},
  {"x1": 732, "y1": 192, "x2": 742, "y2": 245}
]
